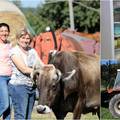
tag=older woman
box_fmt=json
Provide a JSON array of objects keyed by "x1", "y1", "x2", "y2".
[{"x1": 8, "y1": 28, "x2": 44, "y2": 120}]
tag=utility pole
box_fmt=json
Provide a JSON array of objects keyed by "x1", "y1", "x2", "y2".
[
  {"x1": 68, "y1": 0, "x2": 75, "y2": 30},
  {"x1": 101, "y1": 0, "x2": 114, "y2": 59}
]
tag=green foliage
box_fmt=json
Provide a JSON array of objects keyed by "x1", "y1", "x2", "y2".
[
  {"x1": 101, "y1": 107, "x2": 114, "y2": 119},
  {"x1": 36, "y1": 1, "x2": 69, "y2": 31},
  {"x1": 74, "y1": 0, "x2": 100, "y2": 32},
  {"x1": 20, "y1": 0, "x2": 100, "y2": 34}
]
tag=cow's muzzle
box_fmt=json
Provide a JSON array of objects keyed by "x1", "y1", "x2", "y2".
[{"x1": 36, "y1": 105, "x2": 52, "y2": 114}]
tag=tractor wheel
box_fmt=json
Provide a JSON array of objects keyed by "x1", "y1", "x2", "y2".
[{"x1": 109, "y1": 94, "x2": 120, "y2": 118}]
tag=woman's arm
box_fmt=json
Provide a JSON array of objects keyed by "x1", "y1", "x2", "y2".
[{"x1": 11, "y1": 54, "x2": 33, "y2": 74}]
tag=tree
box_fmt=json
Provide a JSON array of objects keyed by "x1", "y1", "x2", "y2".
[
  {"x1": 35, "y1": 0, "x2": 100, "y2": 33},
  {"x1": 36, "y1": 1, "x2": 69, "y2": 31},
  {"x1": 23, "y1": 8, "x2": 53, "y2": 35},
  {"x1": 22, "y1": 0, "x2": 100, "y2": 34},
  {"x1": 73, "y1": 0, "x2": 100, "y2": 32}
]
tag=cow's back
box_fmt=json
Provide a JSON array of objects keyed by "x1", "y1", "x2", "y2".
[{"x1": 73, "y1": 51, "x2": 100, "y2": 107}]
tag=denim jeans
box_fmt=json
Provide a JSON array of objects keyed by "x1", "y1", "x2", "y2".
[
  {"x1": 8, "y1": 84, "x2": 36, "y2": 120},
  {"x1": 0, "y1": 76, "x2": 11, "y2": 120}
]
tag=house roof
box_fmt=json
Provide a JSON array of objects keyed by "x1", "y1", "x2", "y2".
[{"x1": 0, "y1": 0, "x2": 24, "y2": 16}]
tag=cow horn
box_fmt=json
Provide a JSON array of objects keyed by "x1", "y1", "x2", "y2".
[
  {"x1": 48, "y1": 50, "x2": 58, "y2": 64},
  {"x1": 56, "y1": 69, "x2": 62, "y2": 81},
  {"x1": 49, "y1": 50, "x2": 58, "y2": 57},
  {"x1": 63, "y1": 69, "x2": 76, "y2": 81}
]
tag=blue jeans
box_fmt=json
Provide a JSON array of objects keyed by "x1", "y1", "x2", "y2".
[
  {"x1": 8, "y1": 84, "x2": 36, "y2": 120},
  {"x1": 0, "y1": 76, "x2": 11, "y2": 120}
]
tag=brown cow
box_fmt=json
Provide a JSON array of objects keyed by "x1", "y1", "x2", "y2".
[{"x1": 32, "y1": 50, "x2": 100, "y2": 120}]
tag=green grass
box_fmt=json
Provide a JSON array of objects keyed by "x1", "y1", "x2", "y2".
[
  {"x1": 101, "y1": 107, "x2": 120, "y2": 120},
  {"x1": 101, "y1": 107, "x2": 113, "y2": 119}
]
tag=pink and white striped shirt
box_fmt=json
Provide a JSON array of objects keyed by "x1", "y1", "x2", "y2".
[{"x1": 0, "y1": 43, "x2": 12, "y2": 76}]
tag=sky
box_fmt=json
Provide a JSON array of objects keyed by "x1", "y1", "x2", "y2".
[
  {"x1": 21, "y1": 0, "x2": 45, "y2": 8},
  {"x1": 10, "y1": 0, "x2": 45, "y2": 8}
]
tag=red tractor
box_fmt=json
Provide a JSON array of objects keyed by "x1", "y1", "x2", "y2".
[{"x1": 101, "y1": 69, "x2": 120, "y2": 118}]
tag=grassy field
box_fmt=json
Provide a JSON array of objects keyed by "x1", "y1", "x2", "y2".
[
  {"x1": 8, "y1": 100, "x2": 98, "y2": 120},
  {"x1": 101, "y1": 107, "x2": 120, "y2": 120},
  {"x1": 9, "y1": 108, "x2": 98, "y2": 120},
  {"x1": 101, "y1": 107, "x2": 113, "y2": 119},
  {"x1": 9, "y1": 110, "x2": 98, "y2": 120},
  {"x1": 31, "y1": 110, "x2": 98, "y2": 120},
  {"x1": 29, "y1": 100, "x2": 99, "y2": 120}
]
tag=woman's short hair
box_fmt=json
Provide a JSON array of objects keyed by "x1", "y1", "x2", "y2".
[
  {"x1": 16, "y1": 28, "x2": 33, "y2": 43},
  {"x1": 0, "y1": 23, "x2": 10, "y2": 32}
]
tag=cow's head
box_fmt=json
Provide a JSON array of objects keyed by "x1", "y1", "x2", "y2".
[
  {"x1": 32, "y1": 64, "x2": 76, "y2": 114},
  {"x1": 48, "y1": 50, "x2": 82, "y2": 98},
  {"x1": 32, "y1": 64, "x2": 62, "y2": 114},
  {"x1": 32, "y1": 64, "x2": 60, "y2": 109}
]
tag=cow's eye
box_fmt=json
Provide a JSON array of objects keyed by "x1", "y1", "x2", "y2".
[{"x1": 52, "y1": 84, "x2": 56, "y2": 90}]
